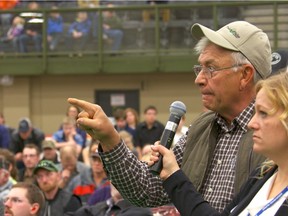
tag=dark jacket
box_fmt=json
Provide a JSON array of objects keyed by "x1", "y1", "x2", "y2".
[
  {"x1": 73, "y1": 198, "x2": 152, "y2": 216},
  {"x1": 134, "y1": 120, "x2": 165, "y2": 149},
  {"x1": 42, "y1": 188, "x2": 82, "y2": 216},
  {"x1": 163, "y1": 166, "x2": 288, "y2": 216},
  {"x1": 10, "y1": 128, "x2": 45, "y2": 154}
]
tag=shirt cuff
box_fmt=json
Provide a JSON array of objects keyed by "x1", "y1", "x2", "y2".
[{"x1": 98, "y1": 140, "x2": 130, "y2": 166}]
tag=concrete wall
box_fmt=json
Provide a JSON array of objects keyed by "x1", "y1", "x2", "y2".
[{"x1": 0, "y1": 72, "x2": 203, "y2": 135}]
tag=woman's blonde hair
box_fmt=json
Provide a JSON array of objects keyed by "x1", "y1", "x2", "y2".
[
  {"x1": 255, "y1": 71, "x2": 288, "y2": 132},
  {"x1": 255, "y1": 71, "x2": 288, "y2": 176}
]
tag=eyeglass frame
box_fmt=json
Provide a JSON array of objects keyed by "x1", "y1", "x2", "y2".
[{"x1": 193, "y1": 64, "x2": 243, "y2": 79}]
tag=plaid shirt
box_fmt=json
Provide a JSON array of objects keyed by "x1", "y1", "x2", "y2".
[
  {"x1": 99, "y1": 102, "x2": 254, "y2": 210},
  {"x1": 199, "y1": 102, "x2": 254, "y2": 212}
]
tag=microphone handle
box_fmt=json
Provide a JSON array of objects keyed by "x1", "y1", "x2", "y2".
[{"x1": 150, "y1": 115, "x2": 180, "y2": 176}]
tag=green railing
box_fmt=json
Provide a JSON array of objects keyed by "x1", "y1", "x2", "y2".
[{"x1": 0, "y1": 1, "x2": 287, "y2": 75}]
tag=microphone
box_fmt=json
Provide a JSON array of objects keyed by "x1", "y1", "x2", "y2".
[{"x1": 149, "y1": 101, "x2": 186, "y2": 176}]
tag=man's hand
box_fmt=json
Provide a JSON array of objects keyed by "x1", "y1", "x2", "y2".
[{"x1": 67, "y1": 98, "x2": 121, "y2": 152}]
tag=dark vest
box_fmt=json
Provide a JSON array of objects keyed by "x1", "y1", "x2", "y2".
[{"x1": 181, "y1": 111, "x2": 266, "y2": 194}]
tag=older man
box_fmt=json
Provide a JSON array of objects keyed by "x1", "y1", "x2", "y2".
[{"x1": 68, "y1": 20, "x2": 270, "y2": 211}]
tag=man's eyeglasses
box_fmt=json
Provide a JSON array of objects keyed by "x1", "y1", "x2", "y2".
[{"x1": 193, "y1": 64, "x2": 242, "y2": 79}]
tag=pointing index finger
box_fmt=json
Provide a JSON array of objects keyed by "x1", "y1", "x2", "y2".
[{"x1": 67, "y1": 98, "x2": 95, "y2": 117}]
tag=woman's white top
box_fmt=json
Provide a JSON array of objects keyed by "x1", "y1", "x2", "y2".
[{"x1": 237, "y1": 172, "x2": 288, "y2": 216}]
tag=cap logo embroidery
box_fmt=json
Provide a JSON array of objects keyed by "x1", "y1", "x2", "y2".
[
  {"x1": 227, "y1": 26, "x2": 240, "y2": 38},
  {"x1": 271, "y1": 52, "x2": 281, "y2": 65}
]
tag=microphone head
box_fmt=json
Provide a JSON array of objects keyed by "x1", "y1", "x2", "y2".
[{"x1": 170, "y1": 101, "x2": 186, "y2": 117}]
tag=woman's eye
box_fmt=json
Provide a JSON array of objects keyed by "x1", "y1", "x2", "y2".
[{"x1": 259, "y1": 110, "x2": 267, "y2": 117}]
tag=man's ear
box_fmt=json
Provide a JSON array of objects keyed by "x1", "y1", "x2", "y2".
[
  {"x1": 240, "y1": 65, "x2": 254, "y2": 90},
  {"x1": 30, "y1": 203, "x2": 40, "y2": 215}
]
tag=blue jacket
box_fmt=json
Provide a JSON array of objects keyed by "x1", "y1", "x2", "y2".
[
  {"x1": 68, "y1": 19, "x2": 91, "y2": 36},
  {"x1": 47, "y1": 16, "x2": 63, "y2": 34},
  {"x1": 0, "y1": 125, "x2": 10, "y2": 149}
]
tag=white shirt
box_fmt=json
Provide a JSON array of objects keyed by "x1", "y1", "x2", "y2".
[{"x1": 237, "y1": 172, "x2": 288, "y2": 216}]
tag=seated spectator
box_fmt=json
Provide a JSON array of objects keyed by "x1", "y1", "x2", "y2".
[
  {"x1": 64, "y1": 105, "x2": 87, "y2": 149},
  {"x1": 18, "y1": 1, "x2": 43, "y2": 53},
  {"x1": 78, "y1": 0, "x2": 99, "y2": 8},
  {"x1": 0, "y1": 113, "x2": 15, "y2": 136},
  {"x1": 0, "y1": 157, "x2": 14, "y2": 202},
  {"x1": 124, "y1": 107, "x2": 139, "y2": 140},
  {"x1": 118, "y1": 130, "x2": 138, "y2": 158},
  {"x1": 91, "y1": 4, "x2": 123, "y2": 52},
  {"x1": 134, "y1": 105, "x2": 165, "y2": 151},
  {"x1": 52, "y1": 116, "x2": 84, "y2": 156},
  {"x1": 40, "y1": 139, "x2": 61, "y2": 164},
  {"x1": 47, "y1": 6, "x2": 63, "y2": 51},
  {"x1": 66, "y1": 11, "x2": 91, "y2": 54},
  {"x1": 34, "y1": 160, "x2": 82, "y2": 215},
  {"x1": 0, "y1": 124, "x2": 10, "y2": 149},
  {"x1": 4, "y1": 182, "x2": 45, "y2": 216},
  {"x1": 58, "y1": 145, "x2": 91, "y2": 193},
  {"x1": 74, "y1": 140, "x2": 110, "y2": 205},
  {"x1": 18, "y1": 144, "x2": 40, "y2": 184},
  {"x1": 73, "y1": 184, "x2": 153, "y2": 216},
  {"x1": 0, "y1": 16, "x2": 24, "y2": 52},
  {"x1": 0, "y1": 148, "x2": 18, "y2": 183},
  {"x1": 102, "y1": 4, "x2": 123, "y2": 51},
  {"x1": 0, "y1": 0, "x2": 18, "y2": 33},
  {"x1": 10, "y1": 117, "x2": 45, "y2": 169},
  {"x1": 113, "y1": 108, "x2": 134, "y2": 135},
  {"x1": 142, "y1": 0, "x2": 170, "y2": 23}
]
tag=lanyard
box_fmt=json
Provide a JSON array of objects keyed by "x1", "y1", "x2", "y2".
[{"x1": 247, "y1": 186, "x2": 288, "y2": 216}]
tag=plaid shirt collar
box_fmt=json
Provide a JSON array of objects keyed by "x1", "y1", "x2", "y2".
[{"x1": 215, "y1": 100, "x2": 255, "y2": 133}]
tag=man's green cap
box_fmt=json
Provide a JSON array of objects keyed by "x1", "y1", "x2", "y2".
[{"x1": 33, "y1": 160, "x2": 59, "y2": 175}]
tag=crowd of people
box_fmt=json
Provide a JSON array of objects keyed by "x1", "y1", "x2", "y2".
[
  {"x1": 1, "y1": 100, "x2": 189, "y2": 215},
  {"x1": 0, "y1": 0, "x2": 244, "y2": 54},
  {"x1": 1, "y1": 4, "x2": 288, "y2": 215},
  {"x1": 0, "y1": 1, "x2": 126, "y2": 53}
]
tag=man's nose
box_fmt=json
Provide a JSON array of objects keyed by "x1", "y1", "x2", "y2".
[{"x1": 4, "y1": 199, "x2": 11, "y2": 207}]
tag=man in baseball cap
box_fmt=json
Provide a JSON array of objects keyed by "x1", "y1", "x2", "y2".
[
  {"x1": 34, "y1": 160, "x2": 82, "y2": 215},
  {"x1": 191, "y1": 21, "x2": 271, "y2": 78},
  {"x1": 41, "y1": 140, "x2": 61, "y2": 164},
  {"x1": 270, "y1": 49, "x2": 288, "y2": 75},
  {"x1": 65, "y1": 20, "x2": 270, "y2": 213},
  {"x1": 33, "y1": 160, "x2": 59, "y2": 175}
]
